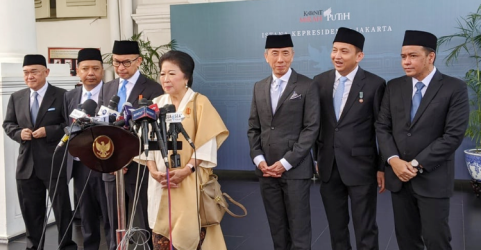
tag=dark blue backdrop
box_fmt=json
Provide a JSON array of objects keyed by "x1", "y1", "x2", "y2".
[{"x1": 171, "y1": 0, "x2": 480, "y2": 179}]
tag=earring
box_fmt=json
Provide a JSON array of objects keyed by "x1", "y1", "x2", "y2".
[{"x1": 185, "y1": 84, "x2": 188, "y2": 89}]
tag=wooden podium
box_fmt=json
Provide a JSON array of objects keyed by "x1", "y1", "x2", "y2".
[
  {"x1": 68, "y1": 125, "x2": 139, "y2": 250},
  {"x1": 68, "y1": 125, "x2": 139, "y2": 173}
]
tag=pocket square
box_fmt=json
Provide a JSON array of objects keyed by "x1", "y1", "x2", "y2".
[
  {"x1": 290, "y1": 91, "x2": 302, "y2": 100},
  {"x1": 47, "y1": 108, "x2": 55, "y2": 111}
]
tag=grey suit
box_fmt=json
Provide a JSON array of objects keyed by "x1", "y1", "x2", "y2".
[
  {"x1": 375, "y1": 70, "x2": 469, "y2": 250},
  {"x1": 64, "y1": 86, "x2": 111, "y2": 250},
  {"x1": 98, "y1": 73, "x2": 163, "y2": 250},
  {"x1": 314, "y1": 68, "x2": 385, "y2": 250},
  {"x1": 248, "y1": 69, "x2": 320, "y2": 250},
  {"x1": 3, "y1": 83, "x2": 77, "y2": 250}
]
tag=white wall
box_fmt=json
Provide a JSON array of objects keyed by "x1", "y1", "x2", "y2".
[{"x1": 36, "y1": 18, "x2": 112, "y2": 59}]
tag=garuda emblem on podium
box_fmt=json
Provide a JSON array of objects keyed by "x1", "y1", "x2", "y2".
[{"x1": 93, "y1": 135, "x2": 114, "y2": 160}]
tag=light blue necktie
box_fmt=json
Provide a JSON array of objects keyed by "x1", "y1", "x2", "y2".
[
  {"x1": 271, "y1": 78, "x2": 282, "y2": 114},
  {"x1": 117, "y1": 79, "x2": 128, "y2": 112},
  {"x1": 31, "y1": 92, "x2": 39, "y2": 125},
  {"x1": 411, "y1": 82, "x2": 425, "y2": 122},
  {"x1": 334, "y1": 76, "x2": 348, "y2": 120},
  {"x1": 86, "y1": 92, "x2": 92, "y2": 100}
]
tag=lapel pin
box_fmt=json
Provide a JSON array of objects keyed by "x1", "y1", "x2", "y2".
[{"x1": 359, "y1": 92, "x2": 364, "y2": 103}]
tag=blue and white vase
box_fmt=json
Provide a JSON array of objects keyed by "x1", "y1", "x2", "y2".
[{"x1": 464, "y1": 149, "x2": 481, "y2": 181}]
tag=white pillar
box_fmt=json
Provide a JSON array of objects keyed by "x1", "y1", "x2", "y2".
[
  {"x1": 120, "y1": 0, "x2": 134, "y2": 39},
  {"x1": 0, "y1": 0, "x2": 37, "y2": 242},
  {"x1": 0, "y1": 0, "x2": 37, "y2": 63}
]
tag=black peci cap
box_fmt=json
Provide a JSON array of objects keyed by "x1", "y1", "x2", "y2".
[
  {"x1": 78, "y1": 48, "x2": 103, "y2": 64},
  {"x1": 402, "y1": 30, "x2": 437, "y2": 51},
  {"x1": 23, "y1": 54, "x2": 47, "y2": 67},
  {"x1": 112, "y1": 40, "x2": 140, "y2": 55},
  {"x1": 265, "y1": 34, "x2": 294, "y2": 49},
  {"x1": 333, "y1": 27, "x2": 365, "y2": 51}
]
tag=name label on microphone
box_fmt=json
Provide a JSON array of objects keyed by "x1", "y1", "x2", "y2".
[
  {"x1": 166, "y1": 113, "x2": 184, "y2": 123},
  {"x1": 132, "y1": 107, "x2": 156, "y2": 121},
  {"x1": 70, "y1": 109, "x2": 87, "y2": 119},
  {"x1": 98, "y1": 106, "x2": 120, "y2": 117}
]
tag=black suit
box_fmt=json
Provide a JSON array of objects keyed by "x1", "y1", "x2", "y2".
[
  {"x1": 248, "y1": 69, "x2": 320, "y2": 250},
  {"x1": 375, "y1": 70, "x2": 469, "y2": 250},
  {"x1": 314, "y1": 68, "x2": 385, "y2": 250},
  {"x1": 3, "y1": 83, "x2": 77, "y2": 250},
  {"x1": 64, "y1": 86, "x2": 111, "y2": 250},
  {"x1": 98, "y1": 73, "x2": 163, "y2": 250}
]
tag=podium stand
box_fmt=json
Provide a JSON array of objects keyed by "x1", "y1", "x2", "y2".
[{"x1": 68, "y1": 125, "x2": 140, "y2": 250}]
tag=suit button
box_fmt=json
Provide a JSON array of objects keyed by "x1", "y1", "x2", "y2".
[
  {"x1": 407, "y1": 133, "x2": 411, "y2": 136},
  {"x1": 335, "y1": 128, "x2": 339, "y2": 132},
  {"x1": 271, "y1": 127, "x2": 275, "y2": 130}
]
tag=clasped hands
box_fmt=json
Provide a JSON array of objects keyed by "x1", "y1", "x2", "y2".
[
  {"x1": 21, "y1": 127, "x2": 46, "y2": 140},
  {"x1": 258, "y1": 161, "x2": 286, "y2": 178},
  {"x1": 150, "y1": 166, "x2": 191, "y2": 188},
  {"x1": 390, "y1": 157, "x2": 418, "y2": 182}
]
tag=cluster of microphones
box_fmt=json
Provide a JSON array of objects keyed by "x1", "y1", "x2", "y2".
[{"x1": 57, "y1": 95, "x2": 195, "y2": 168}]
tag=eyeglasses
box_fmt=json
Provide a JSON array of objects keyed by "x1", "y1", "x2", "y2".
[
  {"x1": 112, "y1": 56, "x2": 140, "y2": 67},
  {"x1": 23, "y1": 70, "x2": 42, "y2": 76}
]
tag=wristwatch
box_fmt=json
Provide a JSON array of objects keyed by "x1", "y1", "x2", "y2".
[
  {"x1": 411, "y1": 159, "x2": 423, "y2": 174},
  {"x1": 186, "y1": 163, "x2": 195, "y2": 173}
]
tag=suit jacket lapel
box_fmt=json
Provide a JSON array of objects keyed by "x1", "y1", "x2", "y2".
[
  {"x1": 35, "y1": 83, "x2": 56, "y2": 127},
  {"x1": 274, "y1": 70, "x2": 297, "y2": 114},
  {"x1": 23, "y1": 90, "x2": 34, "y2": 127},
  {"x1": 411, "y1": 71, "x2": 443, "y2": 126},
  {"x1": 401, "y1": 76, "x2": 413, "y2": 125},
  {"x1": 325, "y1": 70, "x2": 337, "y2": 122},
  {"x1": 128, "y1": 74, "x2": 147, "y2": 105},
  {"x1": 338, "y1": 68, "x2": 366, "y2": 124},
  {"x1": 264, "y1": 76, "x2": 274, "y2": 116}
]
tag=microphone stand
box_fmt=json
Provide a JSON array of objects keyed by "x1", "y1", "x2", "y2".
[
  {"x1": 169, "y1": 123, "x2": 181, "y2": 168},
  {"x1": 116, "y1": 165, "x2": 128, "y2": 250}
]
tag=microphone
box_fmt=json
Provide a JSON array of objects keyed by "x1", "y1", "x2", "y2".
[
  {"x1": 57, "y1": 100, "x2": 97, "y2": 151},
  {"x1": 97, "y1": 95, "x2": 120, "y2": 121},
  {"x1": 122, "y1": 102, "x2": 135, "y2": 130},
  {"x1": 132, "y1": 98, "x2": 157, "y2": 156},
  {"x1": 149, "y1": 103, "x2": 160, "y2": 118},
  {"x1": 81, "y1": 99, "x2": 98, "y2": 117},
  {"x1": 165, "y1": 105, "x2": 195, "y2": 148}
]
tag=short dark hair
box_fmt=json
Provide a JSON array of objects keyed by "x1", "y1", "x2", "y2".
[
  {"x1": 422, "y1": 46, "x2": 436, "y2": 64},
  {"x1": 158, "y1": 50, "x2": 195, "y2": 87}
]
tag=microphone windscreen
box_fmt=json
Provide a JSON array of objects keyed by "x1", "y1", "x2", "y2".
[
  {"x1": 108, "y1": 95, "x2": 120, "y2": 110},
  {"x1": 82, "y1": 99, "x2": 98, "y2": 116}
]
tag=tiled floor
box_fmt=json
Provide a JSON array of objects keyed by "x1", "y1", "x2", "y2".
[{"x1": 2, "y1": 171, "x2": 480, "y2": 250}]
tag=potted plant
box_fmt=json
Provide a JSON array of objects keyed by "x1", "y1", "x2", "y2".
[
  {"x1": 438, "y1": 4, "x2": 481, "y2": 196},
  {"x1": 103, "y1": 32, "x2": 176, "y2": 81}
]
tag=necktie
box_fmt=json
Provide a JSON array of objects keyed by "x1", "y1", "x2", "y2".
[
  {"x1": 334, "y1": 76, "x2": 348, "y2": 120},
  {"x1": 411, "y1": 82, "x2": 425, "y2": 122},
  {"x1": 271, "y1": 79, "x2": 282, "y2": 114},
  {"x1": 117, "y1": 79, "x2": 128, "y2": 112},
  {"x1": 31, "y1": 92, "x2": 39, "y2": 125},
  {"x1": 86, "y1": 92, "x2": 92, "y2": 100}
]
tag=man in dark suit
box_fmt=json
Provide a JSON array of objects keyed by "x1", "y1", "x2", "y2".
[
  {"x1": 63, "y1": 48, "x2": 111, "y2": 250},
  {"x1": 98, "y1": 40, "x2": 164, "y2": 250},
  {"x1": 313, "y1": 27, "x2": 385, "y2": 250},
  {"x1": 375, "y1": 30, "x2": 469, "y2": 250},
  {"x1": 247, "y1": 34, "x2": 320, "y2": 250},
  {"x1": 3, "y1": 55, "x2": 77, "y2": 250}
]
